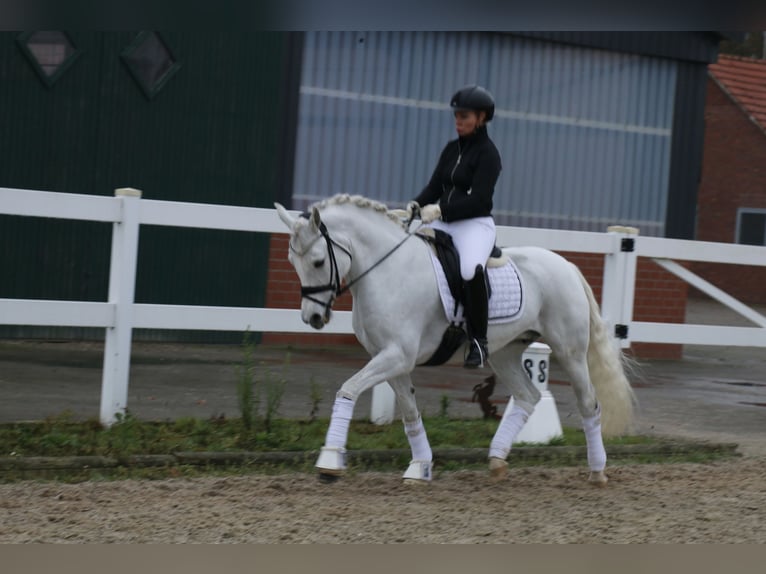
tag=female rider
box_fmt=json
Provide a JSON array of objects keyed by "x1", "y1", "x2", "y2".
[{"x1": 410, "y1": 85, "x2": 502, "y2": 368}]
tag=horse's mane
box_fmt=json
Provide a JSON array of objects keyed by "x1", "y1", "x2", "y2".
[{"x1": 310, "y1": 194, "x2": 407, "y2": 230}]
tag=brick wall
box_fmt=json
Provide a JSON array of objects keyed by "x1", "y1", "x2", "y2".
[
  {"x1": 264, "y1": 237, "x2": 686, "y2": 358},
  {"x1": 693, "y1": 77, "x2": 766, "y2": 304}
]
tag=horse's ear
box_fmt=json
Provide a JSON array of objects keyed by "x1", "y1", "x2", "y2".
[
  {"x1": 274, "y1": 202, "x2": 296, "y2": 230},
  {"x1": 309, "y1": 206, "x2": 322, "y2": 231}
]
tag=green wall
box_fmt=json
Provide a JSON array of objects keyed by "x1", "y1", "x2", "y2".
[{"x1": 0, "y1": 32, "x2": 296, "y2": 341}]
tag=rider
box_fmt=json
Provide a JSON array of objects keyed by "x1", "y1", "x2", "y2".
[{"x1": 409, "y1": 85, "x2": 502, "y2": 368}]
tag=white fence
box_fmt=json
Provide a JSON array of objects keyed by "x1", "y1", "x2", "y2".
[{"x1": 2, "y1": 186, "x2": 766, "y2": 424}]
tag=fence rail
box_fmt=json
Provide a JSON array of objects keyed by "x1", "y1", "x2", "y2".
[{"x1": 2, "y1": 186, "x2": 766, "y2": 424}]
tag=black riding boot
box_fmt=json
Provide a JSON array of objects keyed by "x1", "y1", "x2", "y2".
[{"x1": 463, "y1": 265, "x2": 489, "y2": 368}]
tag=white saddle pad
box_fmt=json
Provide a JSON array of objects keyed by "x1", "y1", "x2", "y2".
[{"x1": 428, "y1": 251, "x2": 524, "y2": 325}]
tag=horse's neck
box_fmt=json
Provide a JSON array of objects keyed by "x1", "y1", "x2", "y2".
[{"x1": 322, "y1": 206, "x2": 412, "y2": 284}]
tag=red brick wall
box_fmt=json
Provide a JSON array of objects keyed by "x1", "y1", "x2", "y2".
[
  {"x1": 264, "y1": 237, "x2": 686, "y2": 358},
  {"x1": 693, "y1": 78, "x2": 766, "y2": 304}
]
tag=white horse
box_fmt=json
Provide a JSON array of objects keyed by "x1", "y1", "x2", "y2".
[{"x1": 275, "y1": 194, "x2": 635, "y2": 485}]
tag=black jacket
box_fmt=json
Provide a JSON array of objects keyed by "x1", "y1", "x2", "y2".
[{"x1": 414, "y1": 125, "x2": 502, "y2": 222}]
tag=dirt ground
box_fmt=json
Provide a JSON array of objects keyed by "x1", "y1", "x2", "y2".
[
  {"x1": 1, "y1": 300, "x2": 764, "y2": 543},
  {"x1": 0, "y1": 456, "x2": 764, "y2": 543}
]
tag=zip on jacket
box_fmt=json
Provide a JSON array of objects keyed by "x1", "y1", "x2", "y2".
[{"x1": 414, "y1": 125, "x2": 502, "y2": 223}]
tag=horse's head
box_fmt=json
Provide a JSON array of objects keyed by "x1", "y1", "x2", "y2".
[{"x1": 275, "y1": 202, "x2": 352, "y2": 330}]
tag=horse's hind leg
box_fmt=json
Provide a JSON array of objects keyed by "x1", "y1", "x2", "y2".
[
  {"x1": 486, "y1": 342, "x2": 542, "y2": 481},
  {"x1": 387, "y1": 374, "x2": 433, "y2": 484},
  {"x1": 549, "y1": 347, "x2": 608, "y2": 487}
]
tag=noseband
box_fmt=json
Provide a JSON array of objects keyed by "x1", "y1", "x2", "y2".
[
  {"x1": 291, "y1": 211, "x2": 416, "y2": 315},
  {"x1": 290, "y1": 218, "x2": 352, "y2": 313}
]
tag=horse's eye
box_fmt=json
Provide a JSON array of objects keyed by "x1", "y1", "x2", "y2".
[{"x1": 313, "y1": 259, "x2": 325, "y2": 268}]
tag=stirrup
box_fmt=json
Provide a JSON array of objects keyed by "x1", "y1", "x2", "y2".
[{"x1": 464, "y1": 338, "x2": 488, "y2": 368}]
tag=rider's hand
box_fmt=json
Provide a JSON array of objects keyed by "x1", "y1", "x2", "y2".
[
  {"x1": 420, "y1": 204, "x2": 441, "y2": 224},
  {"x1": 406, "y1": 201, "x2": 420, "y2": 218}
]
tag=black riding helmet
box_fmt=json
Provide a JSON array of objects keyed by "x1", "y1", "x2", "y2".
[{"x1": 450, "y1": 85, "x2": 495, "y2": 122}]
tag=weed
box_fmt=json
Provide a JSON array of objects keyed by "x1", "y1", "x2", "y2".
[
  {"x1": 308, "y1": 376, "x2": 323, "y2": 422},
  {"x1": 234, "y1": 334, "x2": 289, "y2": 437},
  {"x1": 105, "y1": 411, "x2": 146, "y2": 455},
  {"x1": 263, "y1": 370, "x2": 286, "y2": 434},
  {"x1": 438, "y1": 394, "x2": 450, "y2": 418},
  {"x1": 236, "y1": 330, "x2": 260, "y2": 431}
]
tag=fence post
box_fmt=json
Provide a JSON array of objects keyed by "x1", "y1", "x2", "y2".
[
  {"x1": 601, "y1": 226, "x2": 639, "y2": 349},
  {"x1": 99, "y1": 188, "x2": 142, "y2": 426}
]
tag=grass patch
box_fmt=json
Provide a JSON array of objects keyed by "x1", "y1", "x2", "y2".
[
  {"x1": 0, "y1": 411, "x2": 655, "y2": 459},
  {"x1": 0, "y1": 412, "x2": 737, "y2": 483}
]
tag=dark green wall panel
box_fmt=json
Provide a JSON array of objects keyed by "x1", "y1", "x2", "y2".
[{"x1": 0, "y1": 32, "x2": 295, "y2": 342}]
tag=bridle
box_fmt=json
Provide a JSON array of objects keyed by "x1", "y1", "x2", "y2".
[
  {"x1": 290, "y1": 210, "x2": 417, "y2": 315},
  {"x1": 290, "y1": 218, "x2": 352, "y2": 313}
]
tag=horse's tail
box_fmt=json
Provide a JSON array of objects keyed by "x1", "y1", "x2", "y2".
[{"x1": 574, "y1": 265, "x2": 637, "y2": 436}]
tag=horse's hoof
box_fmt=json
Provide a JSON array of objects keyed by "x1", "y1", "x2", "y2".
[
  {"x1": 402, "y1": 460, "x2": 432, "y2": 483},
  {"x1": 318, "y1": 472, "x2": 341, "y2": 484},
  {"x1": 315, "y1": 446, "x2": 347, "y2": 477},
  {"x1": 488, "y1": 457, "x2": 509, "y2": 482},
  {"x1": 588, "y1": 470, "x2": 608, "y2": 487}
]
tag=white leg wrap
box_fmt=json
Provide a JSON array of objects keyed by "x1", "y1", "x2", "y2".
[
  {"x1": 404, "y1": 416, "x2": 432, "y2": 462},
  {"x1": 582, "y1": 407, "x2": 607, "y2": 472},
  {"x1": 324, "y1": 396, "x2": 355, "y2": 449},
  {"x1": 488, "y1": 402, "x2": 530, "y2": 460}
]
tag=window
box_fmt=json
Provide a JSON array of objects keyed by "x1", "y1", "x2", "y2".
[
  {"x1": 121, "y1": 31, "x2": 181, "y2": 100},
  {"x1": 736, "y1": 208, "x2": 766, "y2": 246},
  {"x1": 17, "y1": 31, "x2": 81, "y2": 87}
]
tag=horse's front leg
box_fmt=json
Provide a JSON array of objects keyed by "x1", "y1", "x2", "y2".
[
  {"x1": 316, "y1": 345, "x2": 414, "y2": 480},
  {"x1": 387, "y1": 374, "x2": 433, "y2": 484}
]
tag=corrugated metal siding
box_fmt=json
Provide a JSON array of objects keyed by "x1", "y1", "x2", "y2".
[
  {"x1": 292, "y1": 32, "x2": 679, "y2": 236},
  {"x1": 0, "y1": 32, "x2": 290, "y2": 341}
]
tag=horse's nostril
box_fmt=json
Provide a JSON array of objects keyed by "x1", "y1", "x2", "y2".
[{"x1": 309, "y1": 314, "x2": 324, "y2": 330}]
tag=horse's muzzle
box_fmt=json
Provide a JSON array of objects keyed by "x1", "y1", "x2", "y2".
[{"x1": 308, "y1": 308, "x2": 332, "y2": 330}]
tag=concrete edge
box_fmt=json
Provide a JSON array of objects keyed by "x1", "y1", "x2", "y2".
[{"x1": 0, "y1": 441, "x2": 740, "y2": 473}]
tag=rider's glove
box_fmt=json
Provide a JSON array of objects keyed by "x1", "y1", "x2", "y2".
[
  {"x1": 406, "y1": 201, "x2": 420, "y2": 218},
  {"x1": 420, "y1": 203, "x2": 442, "y2": 224}
]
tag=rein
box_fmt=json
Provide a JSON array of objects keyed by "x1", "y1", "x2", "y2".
[{"x1": 293, "y1": 210, "x2": 418, "y2": 312}]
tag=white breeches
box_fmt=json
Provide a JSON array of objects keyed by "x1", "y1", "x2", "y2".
[{"x1": 426, "y1": 216, "x2": 496, "y2": 280}]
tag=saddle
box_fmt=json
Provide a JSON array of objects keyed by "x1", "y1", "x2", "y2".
[
  {"x1": 417, "y1": 228, "x2": 504, "y2": 311},
  {"x1": 417, "y1": 229, "x2": 506, "y2": 366}
]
